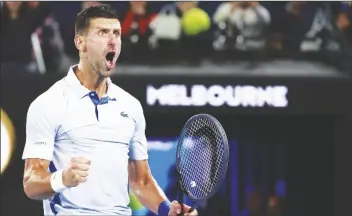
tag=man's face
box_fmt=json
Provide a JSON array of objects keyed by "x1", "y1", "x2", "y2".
[{"x1": 80, "y1": 18, "x2": 121, "y2": 77}]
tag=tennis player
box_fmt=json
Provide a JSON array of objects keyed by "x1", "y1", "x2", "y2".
[{"x1": 22, "y1": 4, "x2": 197, "y2": 216}]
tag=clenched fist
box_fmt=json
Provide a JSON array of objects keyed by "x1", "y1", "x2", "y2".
[
  {"x1": 62, "y1": 157, "x2": 91, "y2": 188},
  {"x1": 169, "y1": 201, "x2": 198, "y2": 216}
]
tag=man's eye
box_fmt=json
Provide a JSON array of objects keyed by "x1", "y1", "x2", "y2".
[{"x1": 99, "y1": 30, "x2": 107, "y2": 36}]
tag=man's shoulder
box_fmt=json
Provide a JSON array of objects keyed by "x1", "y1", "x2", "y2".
[
  {"x1": 28, "y1": 78, "x2": 67, "y2": 114},
  {"x1": 110, "y1": 83, "x2": 142, "y2": 109}
]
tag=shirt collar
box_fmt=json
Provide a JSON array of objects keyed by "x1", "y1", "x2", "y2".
[{"x1": 65, "y1": 65, "x2": 117, "y2": 100}]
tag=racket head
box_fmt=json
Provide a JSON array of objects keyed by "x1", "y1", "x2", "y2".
[{"x1": 175, "y1": 113, "x2": 229, "y2": 201}]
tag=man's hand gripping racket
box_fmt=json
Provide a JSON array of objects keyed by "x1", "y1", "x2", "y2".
[{"x1": 175, "y1": 114, "x2": 229, "y2": 215}]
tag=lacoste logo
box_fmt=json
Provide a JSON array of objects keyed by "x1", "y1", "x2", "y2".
[{"x1": 120, "y1": 111, "x2": 128, "y2": 118}]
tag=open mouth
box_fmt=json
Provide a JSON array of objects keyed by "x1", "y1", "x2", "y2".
[{"x1": 105, "y1": 52, "x2": 115, "y2": 68}]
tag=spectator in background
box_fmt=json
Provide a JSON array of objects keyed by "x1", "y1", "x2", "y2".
[
  {"x1": 239, "y1": 188, "x2": 264, "y2": 216},
  {"x1": 336, "y1": 2, "x2": 352, "y2": 44},
  {"x1": 177, "y1": 1, "x2": 212, "y2": 63},
  {"x1": 28, "y1": 1, "x2": 67, "y2": 72},
  {"x1": 269, "y1": 2, "x2": 310, "y2": 55},
  {"x1": 212, "y1": 2, "x2": 271, "y2": 53},
  {"x1": 148, "y1": 1, "x2": 211, "y2": 64},
  {"x1": 122, "y1": 1, "x2": 156, "y2": 36},
  {"x1": 82, "y1": 1, "x2": 101, "y2": 9},
  {"x1": 1, "y1": 1, "x2": 52, "y2": 73},
  {"x1": 120, "y1": 1, "x2": 157, "y2": 63},
  {"x1": 60, "y1": 1, "x2": 102, "y2": 61},
  {"x1": 266, "y1": 195, "x2": 285, "y2": 216}
]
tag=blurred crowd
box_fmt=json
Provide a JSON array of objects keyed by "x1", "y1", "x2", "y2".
[
  {"x1": 1, "y1": 1, "x2": 352, "y2": 74},
  {"x1": 238, "y1": 189, "x2": 285, "y2": 216},
  {"x1": 203, "y1": 186, "x2": 286, "y2": 216}
]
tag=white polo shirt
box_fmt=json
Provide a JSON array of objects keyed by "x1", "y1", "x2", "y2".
[{"x1": 22, "y1": 65, "x2": 148, "y2": 215}]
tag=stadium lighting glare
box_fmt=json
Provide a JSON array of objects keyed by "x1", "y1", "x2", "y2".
[{"x1": 1, "y1": 109, "x2": 16, "y2": 175}]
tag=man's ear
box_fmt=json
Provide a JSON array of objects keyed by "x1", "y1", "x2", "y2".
[{"x1": 74, "y1": 34, "x2": 86, "y2": 52}]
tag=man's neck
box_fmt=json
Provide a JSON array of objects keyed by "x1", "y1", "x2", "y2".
[{"x1": 75, "y1": 63, "x2": 107, "y2": 98}]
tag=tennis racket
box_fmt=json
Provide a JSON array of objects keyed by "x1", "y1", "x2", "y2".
[{"x1": 175, "y1": 114, "x2": 229, "y2": 215}]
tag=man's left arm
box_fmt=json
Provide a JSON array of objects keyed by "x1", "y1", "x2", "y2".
[
  {"x1": 128, "y1": 102, "x2": 197, "y2": 216},
  {"x1": 128, "y1": 159, "x2": 170, "y2": 214}
]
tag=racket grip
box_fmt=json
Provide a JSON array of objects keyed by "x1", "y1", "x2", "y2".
[
  {"x1": 188, "y1": 207, "x2": 195, "y2": 213},
  {"x1": 187, "y1": 203, "x2": 199, "y2": 214}
]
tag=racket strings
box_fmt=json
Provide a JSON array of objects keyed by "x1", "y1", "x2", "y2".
[
  {"x1": 181, "y1": 135, "x2": 215, "y2": 195},
  {"x1": 180, "y1": 123, "x2": 223, "y2": 198},
  {"x1": 178, "y1": 117, "x2": 227, "y2": 200}
]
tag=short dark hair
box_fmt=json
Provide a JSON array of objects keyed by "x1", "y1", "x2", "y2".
[{"x1": 75, "y1": 4, "x2": 119, "y2": 35}]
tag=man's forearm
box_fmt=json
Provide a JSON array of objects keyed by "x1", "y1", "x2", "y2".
[
  {"x1": 130, "y1": 177, "x2": 169, "y2": 214},
  {"x1": 23, "y1": 164, "x2": 56, "y2": 200}
]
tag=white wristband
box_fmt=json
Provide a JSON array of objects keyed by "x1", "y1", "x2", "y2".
[{"x1": 50, "y1": 170, "x2": 68, "y2": 193}]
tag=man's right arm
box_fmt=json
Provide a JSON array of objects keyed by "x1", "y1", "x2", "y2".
[
  {"x1": 23, "y1": 157, "x2": 91, "y2": 200},
  {"x1": 22, "y1": 93, "x2": 64, "y2": 200},
  {"x1": 22, "y1": 92, "x2": 90, "y2": 200},
  {"x1": 23, "y1": 158, "x2": 55, "y2": 200}
]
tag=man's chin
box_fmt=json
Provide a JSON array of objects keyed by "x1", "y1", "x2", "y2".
[
  {"x1": 100, "y1": 70, "x2": 114, "y2": 78},
  {"x1": 99, "y1": 65, "x2": 116, "y2": 77}
]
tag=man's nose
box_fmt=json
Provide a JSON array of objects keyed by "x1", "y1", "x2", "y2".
[{"x1": 108, "y1": 36, "x2": 117, "y2": 48}]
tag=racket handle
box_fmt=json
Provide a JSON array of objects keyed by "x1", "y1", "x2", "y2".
[
  {"x1": 188, "y1": 207, "x2": 195, "y2": 213},
  {"x1": 187, "y1": 203, "x2": 199, "y2": 213}
]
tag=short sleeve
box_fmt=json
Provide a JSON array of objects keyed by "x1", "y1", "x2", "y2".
[
  {"x1": 128, "y1": 102, "x2": 148, "y2": 160},
  {"x1": 22, "y1": 95, "x2": 58, "y2": 161}
]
